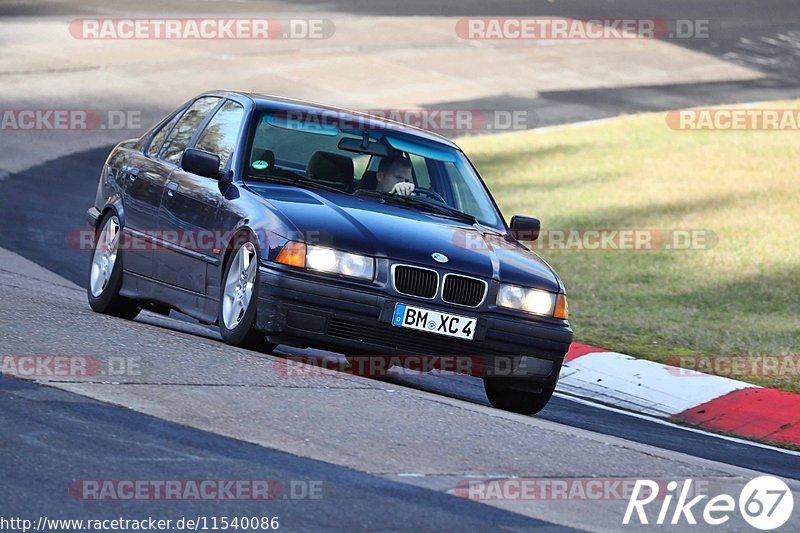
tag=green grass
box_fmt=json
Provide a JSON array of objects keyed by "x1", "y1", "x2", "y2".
[{"x1": 458, "y1": 102, "x2": 800, "y2": 393}]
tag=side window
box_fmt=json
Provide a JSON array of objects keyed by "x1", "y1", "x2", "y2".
[
  {"x1": 159, "y1": 97, "x2": 220, "y2": 165},
  {"x1": 146, "y1": 108, "x2": 184, "y2": 158},
  {"x1": 409, "y1": 154, "x2": 431, "y2": 188},
  {"x1": 195, "y1": 100, "x2": 245, "y2": 173},
  {"x1": 445, "y1": 161, "x2": 481, "y2": 214}
]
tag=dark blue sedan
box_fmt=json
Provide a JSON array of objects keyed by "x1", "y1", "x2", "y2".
[{"x1": 86, "y1": 91, "x2": 573, "y2": 414}]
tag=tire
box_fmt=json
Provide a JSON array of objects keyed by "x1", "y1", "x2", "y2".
[
  {"x1": 483, "y1": 378, "x2": 557, "y2": 415},
  {"x1": 87, "y1": 212, "x2": 140, "y2": 319},
  {"x1": 218, "y1": 235, "x2": 277, "y2": 353}
]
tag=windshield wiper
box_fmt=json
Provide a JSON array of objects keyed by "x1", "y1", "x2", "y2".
[
  {"x1": 247, "y1": 173, "x2": 346, "y2": 194},
  {"x1": 355, "y1": 189, "x2": 477, "y2": 224}
]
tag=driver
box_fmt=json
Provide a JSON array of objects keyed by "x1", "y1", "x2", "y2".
[{"x1": 376, "y1": 155, "x2": 415, "y2": 197}]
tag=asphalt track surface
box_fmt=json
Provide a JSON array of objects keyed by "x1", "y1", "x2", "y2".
[
  {"x1": 284, "y1": 0, "x2": 800, "y2": 80},
  {"x1": 4, "y1": 0, "x2": 800, "y2": 130},
  {"x1": 0, "y1": 376, "x2": 566, "y2": 530},
  {"x1": 322, "y1": 0, "x2": 800, "y2": 110},
  {"x1": 305, "y1": 0, "x2": 800, "y2": 124}
]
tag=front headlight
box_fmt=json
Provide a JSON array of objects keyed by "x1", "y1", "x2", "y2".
[
  {"x1": 497, "y1": 283, "x2": 566, "y2": 318},
  {"x1": 306, "y1": 245, "x2": 375, "y2": 280}
]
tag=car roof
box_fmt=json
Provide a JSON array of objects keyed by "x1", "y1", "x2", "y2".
[{"x1": 203, "y1": 90, "x2": 461, "y2": 150}]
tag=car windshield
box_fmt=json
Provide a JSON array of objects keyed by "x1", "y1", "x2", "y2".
[{"x1": 246, "y1": 110, "x2": 504, "y2": 228}]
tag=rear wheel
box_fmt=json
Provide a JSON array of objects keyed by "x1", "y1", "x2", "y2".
[
  {"x1": 87, "y1": 212, "x2": 140, "y2": 319},
  {"x1": 483, "y1": 378, "x2": 556, "y2": 415},
  {"x1": 219, "y1": 237, "x2": 277, "y2": 353}
]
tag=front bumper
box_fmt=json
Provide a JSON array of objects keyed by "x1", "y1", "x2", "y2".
[{"x1": 256, "y1": 267, "x2": 573, "y2": 381}]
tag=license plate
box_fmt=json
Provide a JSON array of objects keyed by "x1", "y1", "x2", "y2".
[{"x1": 391, "y1": 303, "x2": 476, "y2": 341}]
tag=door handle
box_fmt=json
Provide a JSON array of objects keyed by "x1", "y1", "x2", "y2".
[{"x1": 166, "y1": 181, "x2": 179, "y2": 196}]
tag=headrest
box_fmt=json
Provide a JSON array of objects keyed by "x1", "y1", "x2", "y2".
[
  {"x1": 307, "y1": 151, "x2": 354, "y2": 187},
  {"x1": 251, "y1": 149, "x2": 276, "y2": 176}
]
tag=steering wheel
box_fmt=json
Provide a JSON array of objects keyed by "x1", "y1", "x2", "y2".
[{"x1": 413, "y1": 188, "x2": 446, "y2": 204}]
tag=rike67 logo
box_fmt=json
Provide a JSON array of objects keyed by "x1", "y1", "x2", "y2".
[{"x1": 624, "y1": 476, "x2": 794, "y2": 530}]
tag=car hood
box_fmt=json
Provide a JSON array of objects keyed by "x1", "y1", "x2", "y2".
[{"x1": 248, "y1": 184, "x2": 562, "y2": 292}]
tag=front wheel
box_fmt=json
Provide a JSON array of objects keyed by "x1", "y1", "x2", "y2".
[
  {"x1": 87, "y1": 212, "x2": 140, "y2": 319},
  {"x1": 483, "y1": 378, "x2": 556, "y2": 415},
  {"x1": 218, "y1": 237, "x2": 277, "y2": 353}
]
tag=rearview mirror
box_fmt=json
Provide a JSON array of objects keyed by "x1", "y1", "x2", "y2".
[
  {"x1": 510, "y1": 216, "x2": 541, "y2": 242},
  {"x1": 182, "y1": 148, "x2": 221, "y2": 179},
  {"x1": 338, "y1": 137, "x2": 390, "y2": 157}
]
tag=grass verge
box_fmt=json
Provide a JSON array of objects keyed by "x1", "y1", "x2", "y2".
[{"x1": 458, "y1": 102, "x2": 800, "y2": 393}]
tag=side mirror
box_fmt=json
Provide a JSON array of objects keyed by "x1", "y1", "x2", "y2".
[
  {"x1": 181, "y1": 148, "x2": 221, "y2": 179},
  {"x1": 510, "y1": 215, "x2": 541, "y2": 242}
]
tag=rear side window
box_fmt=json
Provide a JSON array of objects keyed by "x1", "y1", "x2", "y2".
[
  {"x1": 195, "y1": 100, "x2": 245, "y2": 174},
  {"x1": 159, "y1": 97, "x2": 220, "y2": 164},
  {"x1": 146, "y1": 109, "x2": 184, "y2": 158}
]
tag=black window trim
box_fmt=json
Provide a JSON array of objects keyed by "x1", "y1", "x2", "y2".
[
  {"x1": 190, "y1": 98, "x2": 247, "y2": 177},
  {"x1": 148, "y1": 96, "x2": 225, "y2": 167},
  {"x1": 142, "y1": 103, "x2": 190, "y2": 158}
]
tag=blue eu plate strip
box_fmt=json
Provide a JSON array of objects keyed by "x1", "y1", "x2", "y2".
[{"x1": 392, "y1": 303, "x2": 407, "y2": 327}]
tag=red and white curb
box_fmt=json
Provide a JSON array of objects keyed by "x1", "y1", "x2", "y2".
[{"x1": 558, "y1": 343, "x2": 800, "y2": 447}]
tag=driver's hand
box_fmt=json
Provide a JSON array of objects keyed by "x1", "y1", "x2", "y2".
[{"x1": 390, "y1": 182, "x2": 415, "y2": 197}]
